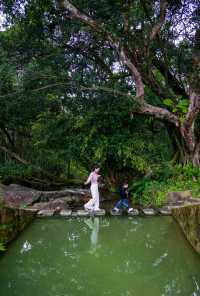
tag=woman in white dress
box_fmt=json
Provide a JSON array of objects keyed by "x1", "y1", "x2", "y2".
[{"x1": 84, "y1": 167, "x2": 101, "y2": 211}]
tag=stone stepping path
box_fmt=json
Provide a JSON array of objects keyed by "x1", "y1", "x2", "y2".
[
  {"x1": 35, "y1": 207, "x2": 174, "y2": 217},
  {"x1": 142, "y1": 208, "x2": 157, "y2": 216},
  {"x1": 110, "y1": 209, "x2": 140, "y2": 216}
]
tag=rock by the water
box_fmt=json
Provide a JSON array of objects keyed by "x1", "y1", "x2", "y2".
[
  {"x1": 3, "y1": 184, "x2": 41, "y2": 207},
  {"x1": 142, "y1": 208, "x2": 157, "y2": 216},
  {"x1": 166, "y1": 191, "x2": 192, "y2": 205},
  {"x1": 60, "y1": 210, "x2": 72, "y2": 217},
  {"x1": 32, "y1": 202, "x2": 50, "y2": 211},
  {"x1": 2, "y1": 184, "x2": 89, "y2": 209},
  {"x1": 37, "y1": 209, "x2": 55, "y2": 217}
]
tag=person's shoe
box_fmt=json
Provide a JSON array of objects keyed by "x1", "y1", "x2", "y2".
[
  {"x1": 128, "y1": 208, "x2": 133, "y2": 213},
  {"x1": 113, "y1": 207, "x2": 119, "y2": 212}
]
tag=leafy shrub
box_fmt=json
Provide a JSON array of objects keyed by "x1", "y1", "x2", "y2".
[
  {"x1": 0, "y1": 243, "x2": 6, "y2": 252},
  {"x1": 129, "y1": 163, "x2": 200, "y2": 206}
]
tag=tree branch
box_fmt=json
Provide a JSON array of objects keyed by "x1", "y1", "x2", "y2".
[
  {"x1": 137, "y1": 102, "x2": 179, "y2": 126},
  {"x1": 65, "y1": 44, "x2": 113, "y2": 75},
  {"x1": 0, "y1": 82, "x2": 131, "y2": 99},
  {"x1": 0, "y1": 145, "x2": 29, "y2": 165},
  {"x1": 58, "y1": 0, "x2": 183, "y2": 127},
  {"x1": 149, "y1": 0, "x2": 168, "y2": 41},
  {"x1": 153, "y1": 58, "x2": 187, "y2": 98},
  {"x1": 59, "y1": 0, "x2": 144, "y2": 98}
]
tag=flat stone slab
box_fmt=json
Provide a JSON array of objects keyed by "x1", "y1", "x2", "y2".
[
  {"x1": 24, "y1": 207, "x2": 39, "y2": 214},
  {"x1": 76, "y1": 210, "x2": 90, "y2": 217},
  {"x1": 74, "y1": 209, "x2": 106, "y2": 216},
  {"x1": 110, "y1": 209, "x2": 122, "y2": 216},
  {"x1": 159, "y1": 207, "x2": 172, "y2": 215},
  {"x1": 142, "y1": 208, "x2": 157, "y2": 216},
  {"x1": 93, "y1": 209, "x2": 106, "y2": 216},
  {"x1": 59, "y1": 210, "x2": 72, "y2": 217},
  {"x1": 37, "y1": 209, "x2": 55, "y2": 217},
  {"x1": 128, "y1": 209, "x2": 140, "y2": 216}
]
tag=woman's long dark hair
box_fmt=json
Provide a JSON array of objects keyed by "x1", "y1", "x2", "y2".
[{"x1": 92, "y1": 166, "x2": 99, "y2": 172}]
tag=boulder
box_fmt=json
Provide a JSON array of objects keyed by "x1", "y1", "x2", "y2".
[{"x1": 166, "y1": 191, "x2": 192, "y2": 205}]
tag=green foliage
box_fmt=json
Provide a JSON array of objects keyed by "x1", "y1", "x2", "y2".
[
  {"x1": 0, "y1": 0, "x2": 199, "y2": 186},
  {"x1": 163, "y1": 96, "x2": 189, "y2": 115},
  {"x1": 0, "y1": 163, "x2": 35, "y2": 179},
  {"x1": 129, "y1": 164, "x2": 200, "y2": 206},
  {"x1": 0, "y1": 243, "x2": 6, "y2": 252}
]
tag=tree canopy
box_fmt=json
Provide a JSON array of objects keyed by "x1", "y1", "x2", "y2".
[{"x1": 0, "y1": 0, "x2": 199, "y2": 185}]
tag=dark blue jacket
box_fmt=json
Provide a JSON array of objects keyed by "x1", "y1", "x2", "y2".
[{"x1": 119, "y1": 186, "x2": 128, "y2": 199}]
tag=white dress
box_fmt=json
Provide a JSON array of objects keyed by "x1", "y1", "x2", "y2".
[{"x1": 84, "y1": 172, "x2": 100, "y2": 211}]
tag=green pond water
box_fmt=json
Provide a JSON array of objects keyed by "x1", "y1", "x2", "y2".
[{"x1": 0, "y1": 216, "x2": 200, "y2": 296}]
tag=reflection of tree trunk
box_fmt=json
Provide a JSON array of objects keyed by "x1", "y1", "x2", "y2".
[{"x1": 67, "y1": 160, "x2": 71, "y2": 179}]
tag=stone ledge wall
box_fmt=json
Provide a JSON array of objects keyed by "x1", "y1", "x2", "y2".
[
  {"x1": 0, "y1": 207, "x2": 36, "y2": 245},
  {"x1": 172, "y1": 204, "x2": 200, "y2": 254}
]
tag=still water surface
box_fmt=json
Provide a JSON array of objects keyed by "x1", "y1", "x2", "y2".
[{"x1": 0, "y1": 216, "x2": 200, "y2": 296}]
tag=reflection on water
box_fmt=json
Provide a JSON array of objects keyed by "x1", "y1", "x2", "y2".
[
  {"x1": 84, "y1": 217, "x2": 99, "y2": 254},
  {"x1": 0, "y1": 217, "x2": 200, "y2": 296},
  {"x1": 20, "y1": 240, "x2": 32, "y2": 254}
]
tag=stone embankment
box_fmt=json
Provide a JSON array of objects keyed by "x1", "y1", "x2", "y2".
[
  {"x1": 172, "y1": 204, "x2": 200, "y2": 255},
  {"x1": 0, "y1": 207, "x2": 36, "y2": 245}
]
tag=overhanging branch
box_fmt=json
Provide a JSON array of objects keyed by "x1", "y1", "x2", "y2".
[
  {"x1": 137, "y1": 102, "x2": 179, "y2": 126},
  {"x1": 59, "y1": 0, "x2": 144, "y2": 98}
]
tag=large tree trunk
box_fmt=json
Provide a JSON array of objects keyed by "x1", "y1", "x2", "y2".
[
  {"x1": 168, "y1": 126, "x2": 200, "y2": 166},
  {"x1": 181, "y1": 138, "x2": 200, "y2": 166}
]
